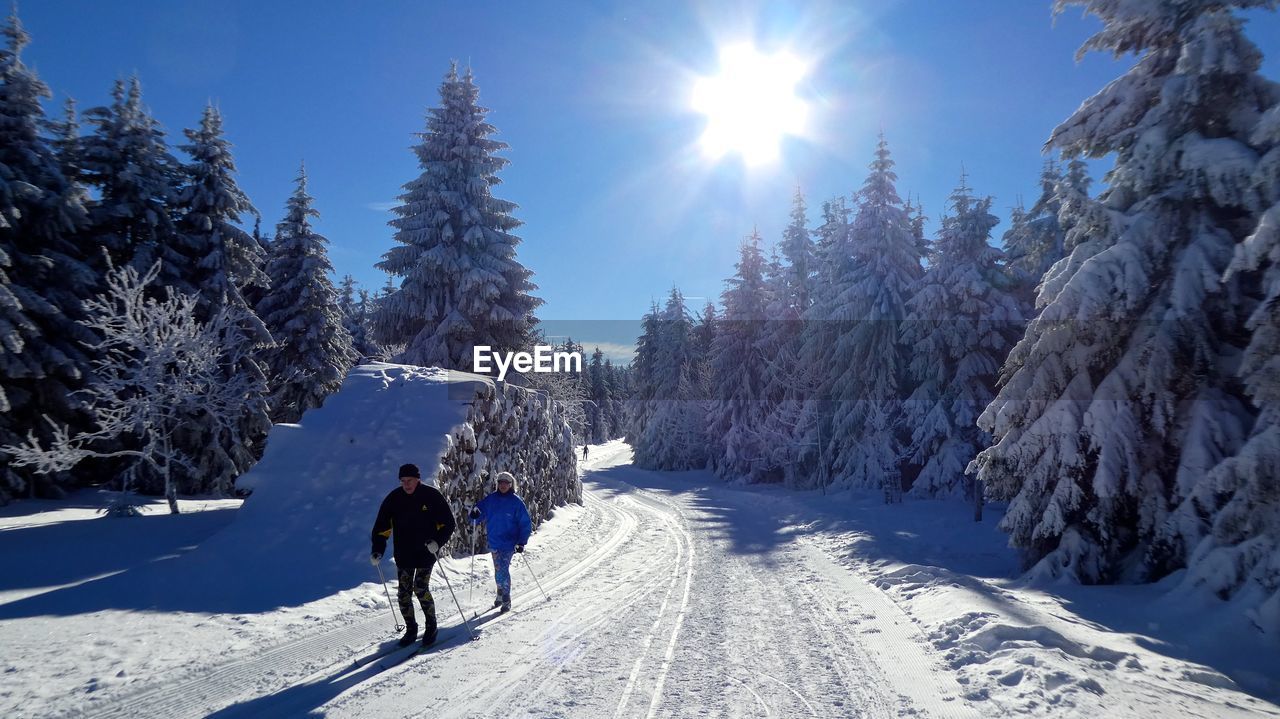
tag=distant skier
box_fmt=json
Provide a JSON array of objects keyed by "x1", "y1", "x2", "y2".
[
  {"x1": 468, "y1": 471, "x2": 532, "y2": 613},
  {"x1": 371, "y1": 463, "x2": 456, "y2": 647},
  {"x1": 582, "y1": 445, "x2": 589, "y2": 461}
]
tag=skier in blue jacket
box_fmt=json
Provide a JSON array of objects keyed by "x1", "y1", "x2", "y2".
[{"x1": 469, "y1": 470, "x2": 532, "y2": 613}]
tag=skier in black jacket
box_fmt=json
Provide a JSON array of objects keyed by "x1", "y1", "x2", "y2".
[{"x1": 371, "y1": 463, "x2": 456, "y2": 646}]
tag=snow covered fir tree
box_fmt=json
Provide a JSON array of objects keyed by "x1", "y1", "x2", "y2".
[
  {"x1": 970, "y1": 0, "x2": 1280, "y2": 614},
  {"x1": 256, "y1": 166, "x2": 356, "y2": 424},
  {"x1": 0, "y1": 11, "x2": 93, "y2": 502},
  {"x1": 901, "y1": 175, "x2": 1021, "y2": 501},
  {"x1": 371, "y1": 63, "x2": 541, "y2": 370}
]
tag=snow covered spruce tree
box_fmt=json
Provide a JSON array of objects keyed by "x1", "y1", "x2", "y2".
[
  {"x1": 635, "y1": 288, "x2": 704, "y2": 470},
  {"x1": 1004, "y1": 161, "x2": 1067, "y2": 306},
  {"x1": 826, "y1": 136, "x2": 924, "y2": 501},
  {"x1": 337, "y1": 275, "x2": 376, "y2": 359},
  {"x1": 791, "y1": 197, "x2": 853, "y2": 491},
  {"x1": 970, "y1": 0, "x2": 1278, "y2": 583},
  {"x1": 706, "y1": 230, "x2": 773, "y2": 481},
  {"x1": 1182, "y1": 103, "x2": 1280, "y2": 631},
  {"x1": 372, "y1": 63, "x2": 540, "y2": 370},
  {"x1": 624, "y1": 301, "x2": 663, "y2": 445},
  {"x1": 901, "y1": 177, "x2": 1021, "y2": 499},
  {"x1": 759, "y1": 190, "x2": 820, "y2": 486},
  {"x1": 172, "y1": 104, "x2": 272, "y2": 493},
  {"x1": 0, "y1": 11, "x2": 95, "y2": 502},
  {"x1": 81, "y1": 77, "x2": 192, "y2": 293},
  {"x1": 256, "y1": 166, "x2": 356, "y2": 424},
  {"x1": 3, "y1": 262, "x2": 267, "y2": 515},
  {"x1": 603, "y1": 355, "x2": 627, "y2": 439},
  {"x1": 586, "y1": 347, "x2": 613, "y2": 443},
  {"x1": 1003, "y1": 159, "x2": 1093, "y2": 316},
  {"x1": 435, "y1": 381, "x2": 581, "y2": 555}
]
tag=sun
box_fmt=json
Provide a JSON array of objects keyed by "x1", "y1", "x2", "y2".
[{"x1": 691, "y1": 44, "x2": 809, "y2": 166}]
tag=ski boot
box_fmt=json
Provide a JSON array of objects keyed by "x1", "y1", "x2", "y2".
[
  {"x1": 493, "y1": 593, "x2": 503, "y2": 609},
  {"x1": 421, "y1": 623, "x2": 438, "y2": 647},
  {"x1": 398, "y1": 623, "x2": 418, "y2": 647},
  {"x1": 500, "y1": 592, "x2": 511, "y2": 614}
]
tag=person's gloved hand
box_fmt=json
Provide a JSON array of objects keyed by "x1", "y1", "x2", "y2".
[
  {"x1": 370, "y1": 552, "x2": 381, "y2": 566},
  {"x1": 468, "y1": 507, "x2": 481, "y2": 520},
  {"x1": 515, "y1": 544, "x2": 525, "y2": 554},
  {"x1": 425, "y1": 540, "x2": 440, "y2": 556}
]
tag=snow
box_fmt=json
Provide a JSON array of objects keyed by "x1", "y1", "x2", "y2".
[{"x1": 3, "y1": 431, "x2": 1277, "y2": 717}]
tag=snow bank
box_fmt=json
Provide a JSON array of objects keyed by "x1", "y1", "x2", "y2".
[{"x1": 187, "y1": 363, "x2": 491, "y2": 608}]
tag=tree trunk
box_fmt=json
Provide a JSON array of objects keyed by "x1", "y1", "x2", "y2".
[
  {"x1": 972, "y1": 477, "x2": 983, "y2": 522},
  {"x1": 162, "y1": 440, "x2": 180, "y2": 515}
]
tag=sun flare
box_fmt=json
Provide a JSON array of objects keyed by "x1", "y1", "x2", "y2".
[{"x1": 691, "y1": 44, "x2": 809, "y2": 166}]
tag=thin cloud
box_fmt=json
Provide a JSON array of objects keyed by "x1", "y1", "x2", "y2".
[
  {"x1": 581, "y1": 341, "x2": 637, "y2": 365},
  {"x1": 365, "y1": 201, "x2": 399, "y2": 212}
]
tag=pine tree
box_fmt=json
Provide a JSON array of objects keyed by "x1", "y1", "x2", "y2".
[
  {"x1": 902, "y1": 176, "x2": 1022, "y2": 499},
  {"x1": 705, "y1": 232, "x2": 772, "y2": 480},
  {"x1": 338, "y1": 274, "x2": 373, "y2": 359},
  {"x1": 0, "y1": 11, "x2": 94, "y2": 501},
  {"x1": 47, "y1": 97, "x2": 82, "y2": 186},
  {"x1": 603, "y1": 356, "x2": 625, "y2": 439},
  {"x1": 257, "y1": 166, "x2": 357, "y2": 423},
  {"x1": 172, "y1": 104, "x2": 272, "y2": 493},
  {"x1": 81, "y1": 77, "x2": 190, "y2": 292},
  {"x1": 587, "y1": 347, "x2": 612, "y2": 443},
  {"x1": 372, "y1": 63, "x2": 540, "y2": 369},
  {"x1": 354, "y1": 288, "x2": 375, "y2": 358},
  {"x1": 827, "y1": 136, "x2": 924, "y2": 501},
  {"x1": 971, "y1": 0, "x2": 1275, "y2": 583},
  {"x1": 625, "y1": 300, "x2": 663, "y2": 446},
  {"x1": 792, "y1": 197, "x2": 854, "y2": 492},
  {"x1": 178, "y1": 106, "x2": 267, "y2": 318},
  {"x1": 1007, "y1": 161, "x2": 1067, "y2": 292},
  {"x1": 759, "y1": 191, "x2": 818, "y2": 486},
  {"x1": 636, "y1": 288, "x2": 700, "y2": 470}
]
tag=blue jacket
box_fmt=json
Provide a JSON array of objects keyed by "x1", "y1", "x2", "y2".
[{"x1": 472, "y1": 491, "x2": 532, "y2": 552}]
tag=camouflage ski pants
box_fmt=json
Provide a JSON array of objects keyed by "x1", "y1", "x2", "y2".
[{"x1": 397, "y1": 564, "x2": 436, "y2": 630}]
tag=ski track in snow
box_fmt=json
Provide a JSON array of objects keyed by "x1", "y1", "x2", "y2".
[
  {"x1": 56, "y1": 440, "x2": 980, "y2": 718},
  {"x1": 13, "y1": 439, "x2": 1272, "y2": 717},
  {"x1": 316, "y1": 441, "x2": 976, "y2": 719}
]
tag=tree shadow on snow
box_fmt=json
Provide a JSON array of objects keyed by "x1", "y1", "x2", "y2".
[
  {"x1": 585, "y1": 461, "x2": 1280, "y2": 705},
  {"x1": 584, "y1": 463, "x2": 1042, "y2": 625},
  {"x1": 0, "y1": 515, "x2": 387, "y2": 618},
  {"x1": 0, "y1": 509, "x2": 238, "y2": 601},
  {"x1": 583, "y1": 464, "x2": 800, "y2": 558}
]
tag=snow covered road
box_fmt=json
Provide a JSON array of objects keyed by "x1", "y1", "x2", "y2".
[
  {"x1": 313, "y1": 441, "x2": 974, "y2": 718},
  {"x1": 8, "y1": 439, "x2": 1276, "y2": 717}
]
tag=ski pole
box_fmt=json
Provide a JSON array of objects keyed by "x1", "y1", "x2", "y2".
[
  {"x1": 375, "y1": 562, "x2": 405, "y2": 632},
  {"x1": 436, "y1": 559, "x2": 477, "y2": 640},
  {"x1": 521, "y1": 551, "x2": 550, "y2": 602},
  {"x1": 468, "y1": 526, "x2": 477, "y2": 611}
]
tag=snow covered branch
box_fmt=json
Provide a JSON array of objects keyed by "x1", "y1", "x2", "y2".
[{"x1": 1, "y1": 261, "x2": 266, "y2": 514}]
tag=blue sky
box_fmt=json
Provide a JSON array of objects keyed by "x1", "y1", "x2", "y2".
[{"x1": 19, "y1": 1, "x2": 1280, "y2": 358}]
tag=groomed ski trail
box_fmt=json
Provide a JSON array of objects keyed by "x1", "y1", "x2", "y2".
[
  {"x1": 78, "y1": 441, "x2": 977, "y2": 718},
  {"x1": 320, "y1": 441, "x2": 977, "y2": 719}
]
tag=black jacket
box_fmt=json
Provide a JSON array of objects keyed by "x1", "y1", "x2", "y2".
[{"x1": 371, "y1": 483, "x2": 456, "y2": 568}]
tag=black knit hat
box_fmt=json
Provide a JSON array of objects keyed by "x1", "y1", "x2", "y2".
[{"x1": 398, "y1": 463, "x2": 420, "y2": 479}]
